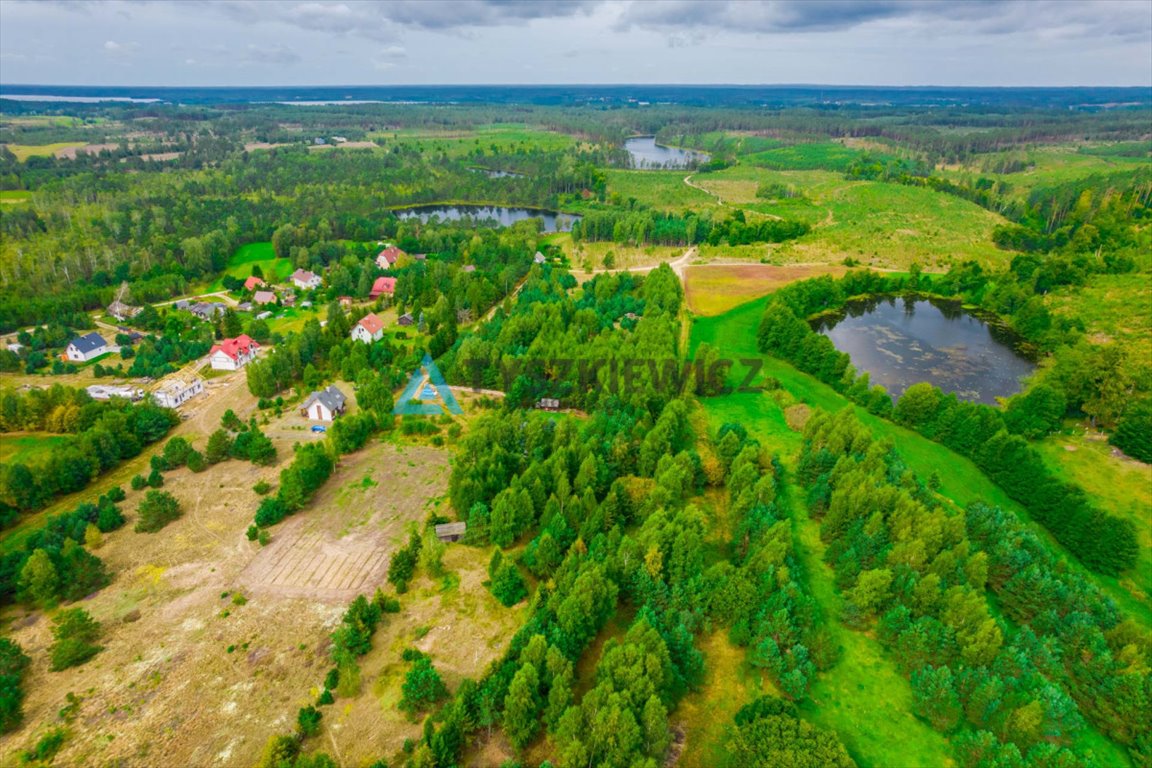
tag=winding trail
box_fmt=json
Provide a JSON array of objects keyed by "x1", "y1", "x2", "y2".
[{"x1": 684, "y1": 173, "x2": 783, "y2": 220}]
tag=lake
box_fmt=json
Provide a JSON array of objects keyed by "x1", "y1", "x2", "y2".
[
  {"x1": 624, "y1": 136, "x2": 709, "y2": 169},
  {"x1": 393, "y1": 205, "x2": 580, "y2": 232},
  {"x1": 468, "y1": 167, "x2": 525, "y2": 178},
  {"x1": 814, "y1": 296, "x2": 1036, "y2": 404}
]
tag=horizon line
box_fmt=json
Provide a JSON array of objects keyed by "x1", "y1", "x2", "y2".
[{"x1": 3, "y1": 82, "x2": 1152, "y2": 90}]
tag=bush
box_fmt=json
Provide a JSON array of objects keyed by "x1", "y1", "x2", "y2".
[
  {"x1": 146, "y1": 467, "x2": 164, "y2": 488},
  {"x1": 489, "y1": 558, "x2": 529, "y2": 607},
  {"x1": 186, "y1": 450, "x2": 207, "y2": 473},
  {"x1": 135, "y1": 490, "x2": 182, "y2": 533},
  {"x1": 297, "y1": 704, "x2": 322, "y2": 737},
  {"x1": 130, "y1": 474, "x2": 147, "y2": 491},
  {"x1": 246, "y1": 525, "x2": 260, "y2": 542},
  {"x1": 254, "y1": 497, "x2": 288, "y2": 527},
  {"x1": 253, "y1": 480, "x2": 273, "y2": 495},
  {"x1": 49, "y1": 608, "x2": 102, "y2": 671},
  {"x1": 398, "y1": 656, "x2": 448, "y2": 715},
  {"x1": 1111, "y1": 398, "x2": 1152, "y2": 463},
  {"x1": 0, "y1": 638, "x2": 31, "y2": 733}
]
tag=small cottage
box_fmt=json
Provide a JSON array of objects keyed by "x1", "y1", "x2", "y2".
[
  {"x1": 301, "y1": 385, "x2": 347, "y2": 422},
  {"x1": 434, "y1": 522, "x2": 467, "y2": 543},
  {"x1": 66, "y1": 332, "x2": 110, "y2": 363},
  {"x1": 244, "y1": 276, "x2": 266, "y2": 291},
  {"x1": 351, "y1": 313, "x2": 385, "y2": 343},
  {"x1": 291, "y1": 269, "x2": 322, "y2": 290},
  {"x1": 376, "y1": 245, "x2": 405, "y2": 269},
  {"x1": 370, "y1": 276, "x2": 397, "y2": 299},
  {"x1": 397, "y1": 313, "x2": 414, "y2": 327}
]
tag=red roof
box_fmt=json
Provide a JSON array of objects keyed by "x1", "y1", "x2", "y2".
[
  {"x1": 357, "y1": 313, "x2": 385, "y2": 335},
  {"x1": 209, "y1": 334, "x2": 259, "y2": 361},
  {"x1": 376, "y1": 245, "x2": 405, "y2": 266},
  {"x1": 244, "y1": 276, "x2": 266, "y2": 290},
  {"x1": 370, "y1": 276, "x2": 397, "y2": 297}
]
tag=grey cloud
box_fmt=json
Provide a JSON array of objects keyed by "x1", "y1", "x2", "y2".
[{"x1": 618, "y1": 0, "x2": 1150, "y2": 38}]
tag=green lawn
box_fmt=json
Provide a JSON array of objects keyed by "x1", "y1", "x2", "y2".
[
  {"x1": 605, "y1": 169, "x2": 716, "y2": 210},
  {"x1": 690, "y1": 296, "x2": 1152, "y2": 628},
  {"x1": 1, "y1": 141, "x2": 86, "y2": 161},
  {"x1": 207, "y1": 242, "x2": 295, "y2": 291},
  {"x1": 0, "y1": 433, "x2": 70, "y2": 465}
]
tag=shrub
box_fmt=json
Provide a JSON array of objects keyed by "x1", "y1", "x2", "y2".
[
  {"x1": 130, "y1": 474, "x2": 147, "y2": 491},
  {"x1": 49, "y1": 608, "x2": 102, "y2": 671},
  {"x1": 146, "y1": 467, "x2": 164, "y2": 488},
  {"x1": 135, "y1": 490, "x2": 182, "y2": 533},
  {"x1": 398, "y1": 656, "x2": 448, "y2": 715},
  {"x1": 253, "y1": 480, "x2": 273, "y2": 495},
  {"x1": 297, "y1": 704, "x2": 322, "y2": 737},
  {"x1": 0, "y1": 638, "x2": 31, "y2": 733},
  {"x1": 254, "y1": 497, "x2": 288, "y2": 527}
]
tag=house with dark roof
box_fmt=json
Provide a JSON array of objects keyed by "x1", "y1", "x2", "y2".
[
  {"x1": 301, "y1": 385, "x2": 347, "y2": 422},
  {"x1": 66, "y1": 332, "x2": 110, "y2": 363},
  {"x1": 190, "y1": 302, "x2": 227, "y2": 321},
  {"x1": 397, "y1": 313, "x2": 414, "y2": 327}
]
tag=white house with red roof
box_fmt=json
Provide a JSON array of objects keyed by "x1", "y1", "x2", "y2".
[
  {"x1": 244, "y1": 275, "x2": 266, "y2": 291},
  {"x1": 351, "y1": 313, "x2": 385, "y2": 343},
  {"x1": 376, "y1": 245, "x2": 405, "y2": 269},
  {"x1": 290, "y1": 269, "x2": 322, "y2": 290},
  {"x1": 208, "y1": 334, "x2": 260, "y2": 371},
  {"x1": 370, "y1": 276, "x2": 397, "y2": 299}
]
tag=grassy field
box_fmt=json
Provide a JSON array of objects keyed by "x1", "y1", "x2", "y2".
[
  {"x1": 684, "y1": 263, "x2": 848, "y2": 316},
  {"x1": 1037, "y1": 432, "x2": 1152, "y2": 604},
  {"x1": 690, "y1": 298, "x2": 1139, "y2": 765},
  {"x1": 370, "y1": 123, "x2": 576, "y2": 156},
  {"x1": 0, "y1": 189, "x2": 31, "y2": 205},
  {"x1": 0, "y1": 433, "x2": 70, "y2": 465},
  {"x1": 207, "y1": 242, "x2": 295, "y2": 292},
  {"x1": 605, "y1": 169, "x2": 716, "y2": 210},
  {"x1": 690, "y1": 296, "x2": 1152, "y2": 628},
  {"x1": 1, "y1": 142, "x2": 87, "y2": 161}
]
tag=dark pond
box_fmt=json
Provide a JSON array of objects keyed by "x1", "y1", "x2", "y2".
[
  {"x1": 814, "y1": 296, "x2": 1036, "y2": 404},
  {"x1": 393, "y1": 205, "x2": 580, "y2": 232},
  {"x1": 624, "y1": 136, "x2": 709, "y2": 169}
]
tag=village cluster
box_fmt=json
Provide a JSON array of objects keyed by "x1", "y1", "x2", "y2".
[{"x1": 7, "y1": 243, "x2": 433, "y2": 425}]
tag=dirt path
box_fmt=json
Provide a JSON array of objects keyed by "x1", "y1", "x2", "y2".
[
  {"x1": 684, "y1": 174, "x2": 783, "y2": 220},
  {"x1": 575, "y1": 246, "x2": 698, "y2": 283}
]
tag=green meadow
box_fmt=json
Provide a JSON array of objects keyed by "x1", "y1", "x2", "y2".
[
  {"x1": 208, "y1": 242, "x2": 295, "y2": 291},
  {"x1": 0, "y1": 433, "x2": 70, "y2": 465},
  {"x1": 689, "y1": 296, "x2": 1152, "y2": 628}
]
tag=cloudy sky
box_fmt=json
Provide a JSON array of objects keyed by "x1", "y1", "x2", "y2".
[{"x1": 1, "y1": 0, "x2": 1150, "y2": 87}]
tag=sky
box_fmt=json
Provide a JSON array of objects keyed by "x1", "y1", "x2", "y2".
[{"x1": 1, "y1": 0, "x2": 1150, "y2": 87}]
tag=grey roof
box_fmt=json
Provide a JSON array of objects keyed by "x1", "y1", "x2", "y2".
[
  {"x1": 303, "y1": 384, "x2": 346, "y2": 413},
  {"x1": 70, "y1": 331, "x2": 108, "y2": 354},
  {"x1": 435, "y1": 522, "x2": 467, "y2": 537}
]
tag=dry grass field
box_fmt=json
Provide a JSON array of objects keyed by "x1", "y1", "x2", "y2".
[
  {"x1": 684, "y1": 263, "x2": 848, "y2": 316},
  {"x1": 0, "y1": 425, "x2": 519, "y2": 768}
]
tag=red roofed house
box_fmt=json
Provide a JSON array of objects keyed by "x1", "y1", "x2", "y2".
[
  {"x1": 208, "y1": 334, "x2": 260, "y2": 371},
  {"x1": 338, "y1": 296, "x2": 354, "y2": 309},
  {"x1": 244, "y1": 275, "x2": 266, "y2": 291},
  {"x1": 376, "y1": 245, "x2": 405, "y2": 269},
  {"x1": 370, "y1": 276, "x2": 397, "y2": 299},
  {"x1": 351, "y1": 313, "x2": 385, "y2": 344}
]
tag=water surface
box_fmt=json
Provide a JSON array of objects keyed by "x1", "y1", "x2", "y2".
[
  {"x1": 815, "y1": 297, "x2": 1035, "y2": 404},
  {"x1": 624, "y1": 136, "x2": 709, "y2": 169},
  {"x1": 393, "y1": 205, "x2": 579, "y2": 232}
]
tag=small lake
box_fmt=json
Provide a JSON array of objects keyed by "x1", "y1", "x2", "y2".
[
  {"x1": 624, "y1": 136, "x2": 709, "y2": 170},
  {"x1": 393, "y1": 205, "x2": 579, "y2": 232},
  {"x1": 814, "y1": 296, "x2": 1036, "y2": 404}
]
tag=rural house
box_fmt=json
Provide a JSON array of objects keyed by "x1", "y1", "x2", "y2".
[
  {"x1": 397, "y1": 312, "x2": 414, "y2": 327},
  {"x1": 291, "y1": 269, "x2": 322, "y2": 290},
  {"x1": 351, "y1": 313, "x2": 385, "y2": 343},
  {"x1": 301, "y1": 385, "x2": 347, "y2": 422},
  {"x1": 370, "y1": 276, "x2": 397, "y2": 299},
  {"x1": 244, "y1": 275, "x2": 266, "y2": 291},
  {"x1": 376, "y1": 245, "x2": 405, "y2": 269},
  {"x1": 534, "y1": 251, "x2": 546, "y2": 264},
  {"x1": 208, "y1": 334, "x2": 260, "y2": 371},
  {"x1": 107, "y1": 299, "x2": 141, "y2": 321},
  {"x1": 154, "y1": 378, "x2": 205, "y2": 408},
  {"x1": 253, "y1": 290, "x2": 277, "y2": 305},
  {"x1": 338, "y1": 296, "x2": 354, "y2": 309},
  {"x1": 189, "y1": 302, "x2": 227, "y2": 321},
  {"x1": 66, "y1": 332, "x2": 110, "y2": 362}
]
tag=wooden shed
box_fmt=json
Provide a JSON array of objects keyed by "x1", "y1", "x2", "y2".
[{"x1": 434, "y1": 522, "x2": 467, "y2": 543}]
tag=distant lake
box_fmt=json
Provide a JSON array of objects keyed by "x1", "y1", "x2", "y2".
[
  {"x1": 624, "y1": 136, "x2": 709, "y2": 170},
  {"x1": 393, "y1": 205, "x2": 580, "y2": 232},
  {"x1": 814, "y1": 296, "x2": 1036, "y2": 404}
]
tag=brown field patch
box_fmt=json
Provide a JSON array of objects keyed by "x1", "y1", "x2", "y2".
[
  {"x1": 684, "y1": 263, "x2": 848, "y2": 316},
  {"x1": 0, "y1": 439, "x2": 481, "y2": 768}
]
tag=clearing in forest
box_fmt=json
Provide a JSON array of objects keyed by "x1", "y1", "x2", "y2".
[{"x1": 683, "y1": 263, "x2": 846, "y2": 316}]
